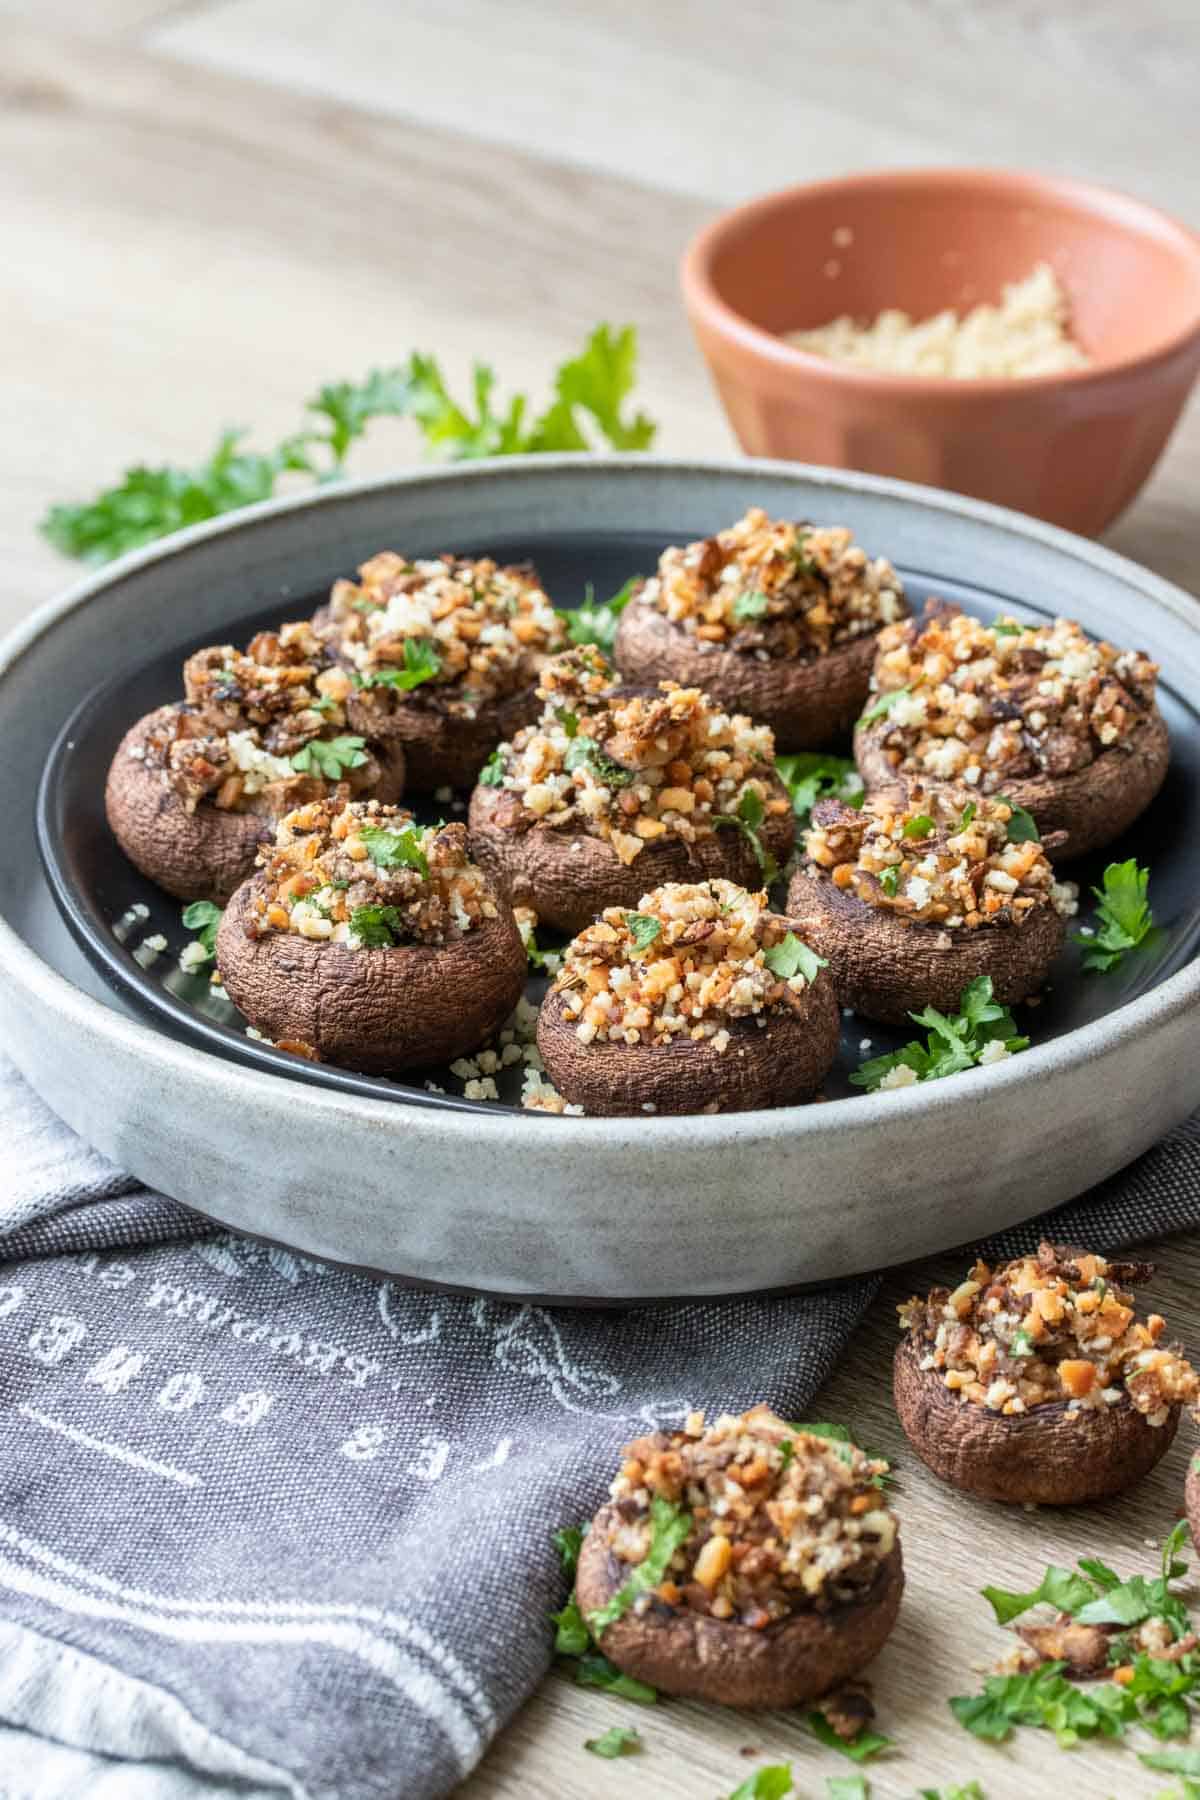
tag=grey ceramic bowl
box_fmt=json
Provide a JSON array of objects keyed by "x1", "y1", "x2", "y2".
[{"x1": 3, "y1": 456, "x2": 1199, "y2": 1300}]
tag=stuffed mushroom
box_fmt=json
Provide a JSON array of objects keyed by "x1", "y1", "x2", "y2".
[
  {"x1": 314, "y1": 550, "x2": 568, "y2": 791},
  {"x1": 612, "y1": 507, "x2": 908, "y2": 749},
  {"x1": 855, "y1": 601, "x2": 1169, "y2": 859},
  {"x1": 895, "y1": 1241, "x2": 1197, "y2": 1506},
  {"x1": 574, "y1": 1404, "x2": 903, "y2": 1709},
  {"x1": 215, "y1": 798, "x2": 526, "y2": 1072},
  {"x1": 468, "y1": 647, "x2": 795, "y2": 935},
  {"x1": 535, "y1": 879, "x2": 839, "y2": 1116},
  {"x1": 106, "y1": 622, "x2": 406, "y2": 903},
  {"x1": 787, "y1": 787, "x2": 1076, "y2": 1024}
]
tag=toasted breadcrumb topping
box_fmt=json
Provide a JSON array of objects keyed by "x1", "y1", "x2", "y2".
[
  {"x1": 864, "y1": 604, "x2": 1159, "y2": 789},
  {"x1": 321, "y1": 552, "x2": 566, "y2": 714},
  {"x1": 551, "y1": 880, "x2": 821, "y2": 1049},
  {"x1": 247, "y1": 800, "x2": 496, "y2": 948},
  {"x1": 804, "y1": 788, "x2": 1077, "y2": 929},
  {"x1": 635, "y1": 507, "x2": 906, "y2": 656},
  {"x1": 141, "y1": 623, "x2": 383, "y2": 816},
  {"x1": 482, "y1": 647, "x2": 786, "y2": 866},
  {"x1": 899, "y1": 1241, "x2": 1199, "y2": 1424},
  {"x1": 603, "y1": 1404, "x2": 896, "y2": 1623}
]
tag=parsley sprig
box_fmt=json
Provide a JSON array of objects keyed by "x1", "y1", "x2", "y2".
[
  {"x1": 358, "y1": 824, "x2": 429, "y2": 877},
  {"x1": 586, "y1": 1496, "x2": 692, "y2": 1635},
  {"x1": 180, "y1": 899, "x2": 222, "y2": 965},
  {"x1": 858, "y1": 685, "x2": 911, "y2": 726},
  {"x1": 354, "y1": 639, "x2": 442, "y2": 693},
  {"x1": 725, "y1": 1768, "x2": 794, "y2": 1800},
  {"x1": 1074, "y1": 858, "x2": 1155, "y2": 972},
  {"x1": 43, "y1": 326, "x2": 656, "y2": 564},
  {"x1": 763, "y1": 932, "x2": 827, "y2": 985},
  {"x1": 290, "y1": 734, "x2": 368, "y2": 780},
  {"x1": 549, "y1": 1520, "x2": 659, "y2": 1706},
  {"x1": 563, "y1": 576, "x2": 639, "y2": 655},
  {"x1": 775, "y1": 752, "x2": 864, "y2": 830},
  {"x1": 713, "y1": 785, "x2": 779, "y2": 884},
  {"x1": 850, "y1": 977, "x2": 1028, "y2": 1092}
]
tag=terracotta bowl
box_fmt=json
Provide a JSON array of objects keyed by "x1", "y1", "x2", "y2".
[{"x1": 682, "y1": 168, "x2": 1200, "y2": 535}]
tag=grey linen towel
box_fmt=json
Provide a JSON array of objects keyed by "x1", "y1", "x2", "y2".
[{"x1": 2, "y1": 1051, "x2": 1200, "y2": 1800}]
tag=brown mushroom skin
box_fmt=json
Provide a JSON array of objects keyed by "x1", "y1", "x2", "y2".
[
  {"x1": 894, "y1": 1335, "x2": 1178, "y2": 1506},
  {"x1": 575, "y1": 1501, "x2": 903, "y2": 1708},
  {"x1": 613, "y1": 598, "x2": 883, "y2": 750},
  {"x1": 786, "y1": 863, "x2": 1064, "y2": 1025},
  {"x1": 344, "y1": 679, "x2": 540, "y2": 794},
  {"x1": 1184, "y1": 1451, "x2": 1200, "y2": 1553},
  {"x1": 215, "y1": 877, "x2": 526, "y2": 1072},
  {"x1": 105, "y1": 705, "x2": 407, "y2": 904},
  {"x1": 535, "y1": 966, "x2": 840, "y2": 1116},
  {"x1": 855, "y1": 708, "x2": 1170, "y2": 863},
  {"x1": 468, "y1": 776, "x2": 796, "y2": 936}
]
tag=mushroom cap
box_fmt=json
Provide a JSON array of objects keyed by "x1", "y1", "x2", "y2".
[
  {"x1": 345, "y1": 682, "x2": 541, "y2": 793},
  {"x1": 613, "y1": 598, "x2": 880, "y2": 750},
  {"x1": 215, "y1": 877, "x2": 527, "y2": 1072},
  {"x1": 855, "y1": 707, "x2": 1170, "y2": 863},
  {"x1": 467, "y1": 775, "x2": 796, "y2": 936},
  {"x1": 105, "y1": 705, "x2": 406, "y2": 904},
  {"x1": 535, "y1": 964, "x2": 840, "y2": 1116},
  {"x1": 786, "y1": 862, "x2": 1065, "y2": 1024},
  {"x1": 893, "y1": 1335, "x2": 1178, "y2": 1505},
  {"x1": 575, "y1": 1500, "x2": 903, "y2": 1709}
]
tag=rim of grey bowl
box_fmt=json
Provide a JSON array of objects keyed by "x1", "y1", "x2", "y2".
[
  {"x1": 3, "y1": 450, "x2": 1200, "y2": 1154},
  {"x1": 682, "y1": 165, "x2": 1200, "y2": 397}
]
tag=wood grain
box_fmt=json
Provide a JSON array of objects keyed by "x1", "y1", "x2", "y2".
[{"x1": 4, "y1": 6, "x2": 1200, "y2": 1794}]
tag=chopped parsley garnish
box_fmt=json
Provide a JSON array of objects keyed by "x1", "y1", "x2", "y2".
[
  {"x1": 625, "y1": 911, "x2": 663, "y2": 952},
  {"x1": 918, "y1": 1784, "x2": 985, "y2": 1799},
  {"x1": 44, "y1": 326, "x2": 656, "y2": 563},
  {"x1": 311, "y1": 694, "x2": 339, "y2": 716},
  {"x1": 564, "y1": 576, "x2": 639, "y2": 654},
  {"x1": 1008, "y1": 1328, "x2": 1034, "y2": 1359},
  {"x1": 851, "y1": 976, "x2": 1028, "y2": 1091},
  {"x1": 950, "y1": 1662, "x2": 1133, "y2": 1747},
  {"x1": 826, "y1": 1778, "x2": 869, "y2": 1800},
  {"x1": 290, "y1": 734, "x2": 368, "y2": 780},
  {"x1": 1140, "y1": 1746, "x2": 1200, "y2": 1779},
  {"x1": 548, "y1": 1520, "x2": 658, "y2": 1703},
  {"x1": 763, "y1": 932, "x2": 827, "y2": 984},
  {"x1": 359, "y1": 824, "x2": 429, "y2": 876},
  {"x1": 180, "y1": 899, "x2": 222, "y2": 960},
  {"x1": 550, "y1": 1594, "x2": 589, "y2": 1656},
  {"x1": 555, "y1": 706, "x2": 579, "y2": 738},
  {"x1": 563, "y1": 733, "x2": 635, "y2": 789},
  {"x1": 1074, "y1": 858, "x2": 1155, "y2": 972},
  {"x1": 902, "y1": 814, "x2": 935, "y2": 839},
  {"x1": 775, "y1": 752, "x2": 864, "y2": 829},
  {"x1": 584, "y1": 1725, "x2": 642, "y2": 1758},
  {"x1": 808, "y1": 1713, "x2": 892, "y2": 1762},
  {"x1": 347, "y1": 904, "x2": 406, "y2": 948},
  {"x1": 586, "y1": 1496, "x2": 692, "y2": 1635},
  {"x1": 983, "y1": 1564, "x2": 1101, "y2": 1627},
  {"x1": 790, "y1": 535, "x2": 819, "y2": 576},
  {"x1": 478, "y1": 747, "x2": 507, "y2": 786},
  {"x1": 733, "y1": 588, "x2": 770, "y2": 621},
  {"x1": 990, "y1": 619, "x2": 1025, "y2": 637},
  {"x1": 713, "y1": 785, "x2": 779, "y2": 884},
  {"x1": 858, "y1": 685, "x2": 911, "y2": 726},
  {"x1": 954, "y1": 801, "x2": 977, "y2": 834},
  {"x1": 789, "y1": 1420, "x2": 893, "y2": 1488},
  {"x1": 878, "y1": 865, "x2": 901, "y2": 897},
  {"x1": 354, "y1": 638, "x2": 441, "y2": 692},
  {"x1": 726, "y1": 1766, "x2": 794, "y2": 1800},
  {"x1": 573, "y1": 1652, "x2": 657, "y2": 1705},
  {"x1": 994, "y1": 795, "x2": 1040, "y2": 843}
]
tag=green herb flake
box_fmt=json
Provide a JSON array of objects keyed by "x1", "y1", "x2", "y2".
[
  {"x1": 290, "y1": 734, "x2": 368, "y2": 781},
  {"x1": 725, "y1": 1766, "x2": 794, "y2": 1800},
  {"x1": 586, "y1": 1496, "x2": 691, "y2": 1635},
  {"x1": 902, "y1": 814, "x2": 935, "y2": 839},
  {"x1": 775, "y1": 752, "x2": 864, "y2": 828},
  {"x1": 555, "y1": 706, "x2": 580, "y2": 738},
  {"x1": 763, "y1": 932, "x2": 827, "y2": 984},
  {"x1": 356, "y1": 638, "x2": 442, "y2": 693},
  {"x1": 990, "y1": 619, "x2": 1025, "y2": 637},
  {"x1": 347, "y1": 904, "x2": 405, "y2": 948},
  {"x1": 858, "y1": 685, "x2": 912, "y2": 726},
  {"x1": 918, "y1": 1785, "x2": 986, "y2": 1800},
  {"x1": 954, "y1": 801, "x2": 977, "y2": 834},
  {"x1": 994, "y1": 795, "x2": 1040, "y2": 843},
  {"x1": 733, "y1": 588, "x2": 770, "y2": 621},
  {"x1": 1008, "y1": 1328, "x2": 1035, "y2": 1359},
  {"x1": 553, "y1": 1525, "x2": 585, "y2": 1578},
  {"x1": 584, "y1": 1725, "x2": 642, "y2": 1759},
  {"x1": 563, "y1": 734, "x2": 635, "y2": 789},
  {"x1": 808, "y1": 1713, "x2": 892, "y2": 1762},
  {"x1": 982, "y1": 1565, "x2": 1100, "y2": 1627},
  {"x1": 826, "y1": 1777, "x2": 869, "y2": 1800},
  {"x1": 550, "y1": 1595, "x2": 589, "y2": 1657},
  {"x1": 359, "y1": 824, "x2": 429, "y2": 877},
  {"x1": 625, "y1": 912, "x2": 663, "y2": 953},
  {"x1": 879, "y1": 865, "x2": 901, "y2": 897},
  {"x1": 478, "y1": 748, "x2": 507, "y2": 787},
  {"x1": 573, "y1": 1651, "x2": 657, "y2": 1705},
  {"x1": 1074, "y1": 858, "x2": 1155, "y2": 973},
  {"x1": 851, "y1": 975, "x2": 1028, "y2": 1092},
  {"x1": 181, "y1": 899, "x2": 222, "y2": 958},
  {"x1": 712, "y1": 785, "x2": 779, "y2": 885},
  {"x1": 564, "y1": 576, "x2": 639, "y2": 654}
]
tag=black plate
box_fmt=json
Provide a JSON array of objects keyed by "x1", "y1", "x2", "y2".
[{"x1": 36, "y1": 527, "x2": 1200, "y2": 1115}]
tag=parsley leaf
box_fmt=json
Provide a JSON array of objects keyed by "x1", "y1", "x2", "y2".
[
  {"x1": 879, "y1": 865, "x2": 901, "y2": 897},
  {"x1": 918, "y1": 1785, "x2": 986, "y2": 1799},
  {"x1": 625, "y1": 912, "x2": 663, "y2": 953},
  {"x1": 726, "y1": 1767, "x2": 793, "y2": 1800},
  {"x1": 563, "y1": 576, "x2": 639, "y2": 654},
  {"x1": 43, "y1": 328, "x2": 656, "y2": 564},
  {"x1": 775, "y1": 752, "x2": 864, "y2": 829},
  {"x1": 563, "y1": 734, "x2": 635, "y2": 789},
  {"x1": 950, "y1": 1662, "x2": 1133, "y2": 1747},
  {"x1": 573, "y1": 1652, "x2": 657, "y2": 1705},
  {"x1": 953, "y1": 801, "x2": 977, "y2": 834},
  {"x1": 181, "y1": 899, "x2": 222, "y2": 958},
  {"x1": 713, "y1": 785, "x2": 779, "y2": 885},
  {"x1": 734, "y1": 588, "x2": 770, "y2": 621},
  {"x1": 553, "y1": 1525, "x2": 585, "y2": 1578},
  {"x1": 478, "y1": 748, "x2": 507, "y2": 787},
  {"x1": 982, "y1": 1565, "x2": 1100, "y2": 1626},
  {"x1": 1074, "y1": 858, "x2": 1155, "y2": 973},
  {"x1": 1141, "y1": 1747, "x2": 1200, "y2": 1778},
  {"x1": 359, "y1": 825, "x2": 429, "y2": 877},
  {"x1": 290, "y1": 734, "x2": 368, "y2": 780},
  {"x1": 994, "y1": 795, "x2": 1040, "y2": 843},
  {"x1": 808, "y1": 1714, "x2": 892, "y2": 1761},
  {"x1": 348, "y1": 904, "x2": 405, "y2": 948},
  {"x1": 355, "y1": 639, "x2": 442, "y2": 693},
  {"x1": 586, "y1": 1496, "x2": 691, "y2": 1635},
  {"x1": 851, "y1": 976, "x2": 1028, "y2": 1092},
  {"x1": 763, "y1": 932, "x2": 827, "y2": 984},
  {"x1": 858, "y1": 685, "x2": 912, "y2": 726},
  {"x1": 555, "y1": 706, "x2": 579, "y2": 738},
  {"x1": 584, "y1": 1725, "x2": 641, "y2": 1758},
  {"x1": 990, "y1": 619, "x2": 1025, "y2": 637},
  {"x1": 550, "y1": 1595, "x2": 589, "y2": 1656},
  {"x1": 826, "y1": 1778, "x2": 869, "y2": 1800},
  {"x1": 902, "y1": 814, "x2": 935, "y2": 839}
]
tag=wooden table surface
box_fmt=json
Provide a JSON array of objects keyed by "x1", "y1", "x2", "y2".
[{"x1": 5, "y1": 5, "x2": 1200, "y2": 1794}]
